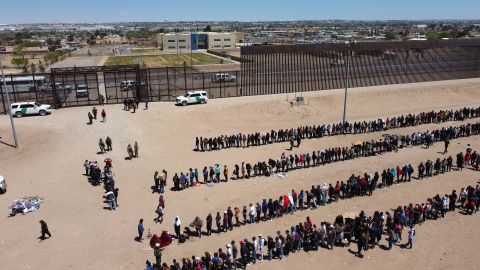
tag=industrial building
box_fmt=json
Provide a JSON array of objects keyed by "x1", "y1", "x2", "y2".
[{"x1": 157, "y1": 32, "x2": 240, "y2": 51}]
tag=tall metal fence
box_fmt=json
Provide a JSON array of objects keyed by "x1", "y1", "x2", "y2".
[
  {"x1": 240, "y1": 39, "x2": 480, "y2": 95},
  {"x1": 1, "y1": 39, "x2": 480, "y2": 114}
]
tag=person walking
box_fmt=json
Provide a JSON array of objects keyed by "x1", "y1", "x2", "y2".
[
  {"x1": 137, "y1": 219, "x2": 145, "y2": 242},
  {"x1": 39, "y1": 220, "x2": 51, "y2": 240},
  {"x1": 134, "y1": 141, "x2": 139, "y2": 158},
  {"x1": 444, "y1": 139, "x2": 450, "y2": 154},
  {"x1": 101, "y1": 109, "x2": 106, "y2": 122},
  {"x1": 145, "y1": 99, "x2": 149, "y2": 110}
]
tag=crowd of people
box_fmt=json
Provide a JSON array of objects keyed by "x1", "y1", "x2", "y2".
[
  {"x1": 83, "y1": 158, "x2": 118, "y2": 210},
  {"x1": 194, "y1": 107, "x2": 480, "y2": 152},
  {"x1": 172, "y1": 123, "x2": 480, "y2": 191},
  {"x1": 163, "y1": 148, "x2": 475, "y2": 245},
  {"x1": 149, "y1": 181, "x2": 480, "y2": 269}
]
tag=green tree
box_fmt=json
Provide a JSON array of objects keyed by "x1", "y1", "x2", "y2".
[
  {"x1": 426, "y1": 32, "x2": 440, "y2": 41},
  {"x1": 385, "y1": 32, "x2": 397, "y2": 40},
  {"x1": 204, "y1": 25, "x2": 212, "y2": 32},
  {"x1": 11, "y1": 57, "x2": 28, "y2": 67}
]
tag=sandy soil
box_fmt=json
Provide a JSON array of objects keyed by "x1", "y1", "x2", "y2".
[{"x1": 0, "y1": 78, "x2": 479, "y2": 270}]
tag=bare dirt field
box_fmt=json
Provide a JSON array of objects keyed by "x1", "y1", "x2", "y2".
[{"x1": 0, "y1": 78, "x2": 479, "y2": 270}]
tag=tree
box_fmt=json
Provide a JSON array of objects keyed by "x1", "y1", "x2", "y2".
[
  {"x1": 11, "y1": 57, "x2": 28, "y2": 67},
  {"x1": 385, "y1": 32, "x2": 397, "y2": 40},
  {"x1": 426, "y1": 32, "x2": 439, "y2": 41},
  {"x1": 67, "y1": 35, "x2": 75, "y2": 42},
  {"x1": 204, "y1": 25, "x2": 212, "y2": 32}
]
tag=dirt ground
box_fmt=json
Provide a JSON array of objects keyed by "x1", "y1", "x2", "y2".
[{"x1": 0, "y1": 78, "x2": 479, "y2": 270}]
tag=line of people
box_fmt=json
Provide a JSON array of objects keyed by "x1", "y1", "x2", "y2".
[
  {"x1": 194, "y1": 106, "x2": 480, "y2": 152},
  {"x1": 172, "y1": 123, "x2": 480, "y2": 191},
  {"x1": 149, "y1": 182, "x2": 480, "y2": 270},
  {"x1": 83, "y1": 158, "x2": 119, "y2": 210},
  {"x1": 162, "y1": 149, "x2": 476, "y2": 250}
]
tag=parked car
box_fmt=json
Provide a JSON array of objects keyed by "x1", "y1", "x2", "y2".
[
  {"x1": 0, "y1": 175, "x2": 6, "y2": 194},
  {"x1": 76, "y1": 84, "x2": 89, "y2": 98},
  {"x1": 120, "y1": 80, "x2": 138, "y2": 91},
  {"x1": 330, "y1": 59, "x2": 345, "y2": 66},
  {"x1": 10, "y1": 102, "x2": 53, "y2": 117},
  {"x1": 212, "y1": 73, "x2": 236, "y2": 83},
  {"x1": 51, "y1": 82, "x2": 72, "y2": 91},
  {"x1": 176, "y1": 91, "x2": 209, "y2": 106}
]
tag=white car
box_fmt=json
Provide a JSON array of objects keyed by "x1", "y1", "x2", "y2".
[
  {"x1": 10, "y1": 102, "x2": 53, "y2": 117},
  {"x1": 76, "y1": 84, "x2": 89, "y2": 98},
  {"x1": 0, "y1": 175, "x2": 6, "y2": 194},
  {"x1": 176, "y1": 91, "x2": 209, "y2": 106},
  {"x1": 212, "y1": 73, "x2": 236, "y2": 83}
]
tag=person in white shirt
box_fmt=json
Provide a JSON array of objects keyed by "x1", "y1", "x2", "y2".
[
  {"x1": 249, "y1": 203, "x2": 256, "y2": 224},
  {"x1": 407, "y1": 226, "x2": 415, "y2": 248}
]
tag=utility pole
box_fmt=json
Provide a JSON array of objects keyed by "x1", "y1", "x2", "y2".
[
  {"x1": 0, "y1": 53, "x2": 19, "y2": 148},
  {"x1": 342, "y1": 41, "x2": 354, "y2": 129}
]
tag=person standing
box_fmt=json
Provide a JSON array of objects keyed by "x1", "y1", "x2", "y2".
[
  {"x1": 92, "y1": 106, "x2": 98, "y2": 120},
  {"x1": 174, "y1": 216, "x2": 182, "y2": 240},
  {"x1": 154, "y1": 243, "x2": 162, "y2": 269},
  {"x1": 444, "y1": 139, "x2": 450, "y2": 154},
  {"x1": 407, "y1": 225, "x2": 415, "y2": 249},
  {"x1": 127, "y1": 144, "x2": 133, "y2": 159},
  {"x1": 83, "y1": 160, "x2": 89, "y2": 175},
  {"x1": 137, "y1": 219, "x2": 144, "y2": 242},
  {"x1": 134, "y1": 141, "x2": 139, "y2": 158},
  {"x1": 39, "y1": 220, "x2": 51, "y2": 240},
  {"x1": 223, "y1": 165, "x2": 229, "y2": 182},
  {"x1": 206, "y1": 213, "x2": 212, "y2": 236},
  {"x1": 101, "y1": 109, "x2": 106, "y2": 122},
  {"x1": 145, "y1": 99, "x2": 149, "y2": 110},
  {"x1": 105, "y1": 136, "x2": 112, "y2": 151},
  {"x1": 88, "y1": 112, "x2": 93, "y2": 125},
  {"x1": 99, "y1": 138, "x2": 106, "y2": 153}
]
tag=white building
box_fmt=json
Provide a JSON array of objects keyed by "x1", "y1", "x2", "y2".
[{"x1": 161, "y1": 32, "x2": 240, "y2": 51}]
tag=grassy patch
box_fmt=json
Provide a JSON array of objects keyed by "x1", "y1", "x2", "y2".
[{"x1": 106, "y1": 53, "x2": 228, "y2": 67}]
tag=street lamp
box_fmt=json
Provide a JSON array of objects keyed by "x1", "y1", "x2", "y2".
[
  {"x1": 0, "y1": 52, "x2": 19, "y2": 148},
  {"x1": 342, "y1": 40, "x2": 355, "y2": 128}
]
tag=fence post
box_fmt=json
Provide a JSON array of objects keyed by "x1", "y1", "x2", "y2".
[
  {"x1": 236, "y1": 69, "x2": 239, "y2": 97},
  {"x1": 166, "y1": 67, "x2": 171, "y2": 101},
  {"x1": 183, "y1": 64, "x2": 187, "y2": 92},
  {"x1": 0, "y1": 79, "x2": 5, "y2": 115},
  {"x1": 202, "y1": 71, "x2": 205, "y2": 90}
]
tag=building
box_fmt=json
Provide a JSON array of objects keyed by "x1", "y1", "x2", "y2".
[{"x1": 161, "y1": 32, "x2": 240, "y2": 51}]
